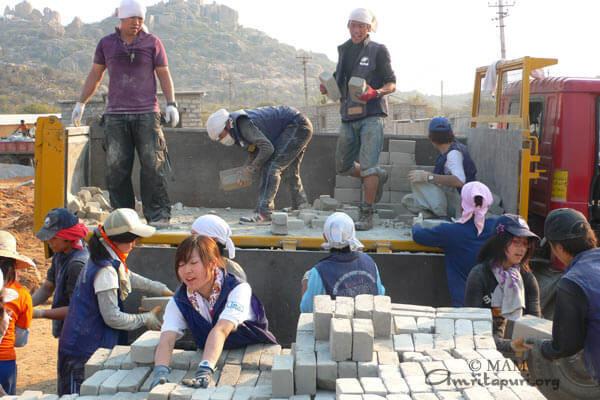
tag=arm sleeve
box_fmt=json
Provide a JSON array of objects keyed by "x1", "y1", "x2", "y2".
[
  {"x1": 97, "y1": 288, "x2": 147, "y2": 331},
  {"x1": 16, "y1": 290, "x2": 32, "y2": 329},
  {"x1": 14, "y1": 327, "x2": 29, "y2": 347},
  {"x1": 129, "y1": 271, "x2": 169, "y2": 296},
  {"x1": 238, "y1": 117, "x2": 274, "y2": 168},
  {"x1": 375, "y1": 45, "x2": 396, "y2": 84},
  {"x1": 300, "y1": 268, "x2": 326, "y2": 313},
  {"x1": 444, "y1": 150, "x2": 466, "y2": 183},
  {"x1": 523, "y1": 272, "x2": 541, "y2": 317},
  {"x1": 154, "y1": 37, "x2": 168, "y2": 67},
  {"x1": 31, "y1": 281, "x2": 54, "y2": 307},
  {"x1": 541, "y1": 278, "x2": 588, "y2": 360},
  {"x1": 161, "y1": 297, "x2": 187, "y2": 338},
  {"x1": 64, "y1": 260, "x2": 85, "y2": 301},
  {"x1": 463, "y1": 266, "x2": 487, "y2": 308},
  {"x1": 218, "y1": 283, "x2": 253, "y2": 326},
  {"x1": 376, "y1": 267, "x2": 385, "y2": 295},
  {"x1": 412, "y1": 223, "x2": 450, "y2": 248},
  {"x1": 93, "y1": 39, "x2": 106, "y2": 65},
  {"x1": 46, "y1": 260, "x2": 56, "y2": 284}
]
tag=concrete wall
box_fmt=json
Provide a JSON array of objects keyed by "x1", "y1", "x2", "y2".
[{"x1": 124, "y1": 246, "x2": 450, "y2": 346}]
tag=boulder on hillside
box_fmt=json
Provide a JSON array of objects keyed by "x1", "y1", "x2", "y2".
[{"x1": 14, "y1": 1, "x2": 32, "y2": 18}]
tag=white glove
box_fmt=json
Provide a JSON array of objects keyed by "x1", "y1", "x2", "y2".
[
  {"x1": 408, "y1": 169, "x2": 429, "y2": 183},
  {"x1": 72, "y1": 102, "x2": 85, "y2": 127},
  {"x1": 165, "y1": 105, "x2": 179, "y2": 127},
  {"x1": 412, "y1": 212, "x2": 424, "y2": 226}
]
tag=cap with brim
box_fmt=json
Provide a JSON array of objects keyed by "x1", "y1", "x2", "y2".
[
  {"x1": 103, "y1": 208, "x2": 155, "y2": 238},
  {"x1": 35, "y1": 207, "x2": 78, "y2": 241},
  {"x1": 496, "y1": 214, "x2": 540, "y2": 240},
  {"x1": 540, "y1": 208, "x2": 590, "y2": 246},
  {"x1": 0, "y1": 231, "x2": 36, "y2": 269}
]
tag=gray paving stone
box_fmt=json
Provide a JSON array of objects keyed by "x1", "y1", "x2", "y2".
[
  {"x1": 337, "y1": 395, "x2": 362, "y2": 400},
  {"x1": 421, "y1": 360, "x2": 445, "y2": 374},
  {"x1": 170, "y1": 384, "x2": 197, "y2": 400},
  {"x1": 103, "y1": 345, "x2": 130, "y2": 369},
  {"x1": 463, "y1": 386, "x2": 495, "y2": 400},
  {"x1": 19, "y1": 391, "x2": 44, "y2": 400},
  {"x1": 120, "y1": 353, "x2": 137, "y2": 369},
  {"x1": 317, "y1": 349, "x2": 337, "y2": 390},
  {"x1": 490, "y1": 390, "x2": 520, "y2": 400},
  {"x1": 217, "y1": 364, "x2": 242, "y2": 386},
  {"x1": 422, "y1": 349, "x2": 452, "y2": 361},
  {"x1": 354, "y1": 294, "x2": 374, "y2": 319},
  {"x1": 454, "y1": 335, "x2": 475, "y2": 349},
  {"x1": 373, "y1": 338, "x2": 394, "y2": 352},
  {"x1": 290, "y1": 395, "x2": 312, "y2": 400},
  {"x1": 352, "y1": 318, "x2": 374, "y2": 361},
  {"x1": 330, "y1": 318, "x2": 352, "y2": 361},
  {"x1": 338, "y1": 360, "x2": 358, "y2": 378},
  {"x1": 295, "y1": 350, "x2": 317, "y2": 395},
  {"x1": 80, "y1": 369, "x2": 118, "y2": 396},
  {"x1": 99, "y1": 369, "x2": 130, "y2": 394},
  {"x1": 399, "y1": 361, "x2": 424, "y2": 377},
  {"x1": 473, "y1": 320, "x2": 493, "y2": 336},
  {"x1": 171, "y1": 350, "x2": 196, "y2": 370},
  {"x1": 231, "y1": 385, "x2": 254, "y2": 400},
  {"x1": 391, "y1": 309, "x2": 436, "y2": 319},
  {"x1": 391, "y1": 303, "x2": 436, "y2": 313},
  {"x1": 249, "y1": 384, "x2": 271, "y2": 400},
  {"x1": 401, "y1": 352, "x2": 432, "y2": 363},
  {"x1": 39, "y1": 395, "x2": 59, "y2": 400},
  {"x1": 385, "y1": 395, "x2": 412, "y2": 400},
  {"x1": 131, "y1": 330, "x2": 161, "y2": 364},
  {"x1": 336, "y1": 175, "x2": 362, "y2": 189},
  {"x1": 256, "y1": 370, "x2": 271, "y2": 386},
  {"x1": 149, "y1": 382, "x2": 178, "y2": 400},
  {"x1": 315, "y1": 391, "x2": 337, "y2": 400},
  {"x1": 393, "y1": 334, "x2": 414, "y2": 353},
  {"x1": 474, "y1": 335, "x2": 497, "y2": 350},
  {"x1": 373, "y1": 296, "x2": 392, "y2": 338},
  {"x1": 436, "y1": 309, "x2": 493, "y2": 322},
  {"x1": 236, "y1": 369, "x2": 259, "y2": 386},
  {"x1": 477, "y1": 349, "x2": 505, "y2": 360},
  {"x1": 210, "y1": 385, "x2": 235, "y2": 400},
  {"x1": 435, "y1": 318, "x2": 455, "y2": 336},
  {"x1": 390, "y1": 152, "x2": 416, "y2": 166},
  {"x1": 411, "y1": 394, "x2": 439, "y2": 400},
  {"x1": 314, "y1": 295, "x2": 334, "y2": 340},
  {"x1": 258, "y1": 344, "x2": 281, "y2": 370},
  {"x1": 377, "y1": 365, "x2": 400, "y2": 379},
  {"x1": 169, "y1": 369, "x2": 189, "y2": 384},
  {"x1": 297, "y1": 313, "x2": 314, "y2": 332},
  {"x1": 436, "y1": 392, "x2": 465, "y2": 400},
  {"x1": 191, "y1": 388, "x2": 217, "y2": 400},
  {"x1": 404, "y1": 375, "x2": 432, "y2": 393},
  {"x1": 360, "y1": 377, "x2": 387, "y2": 396},
  {"x1": 118, "y1": 366, "x2": 151, "y2": 392},
  {"x1": 271, "y1": 354, "x2": 294, "y2": 398},
  {"x1": 225, "y1": 348, "x2": 245, "y2": 365},
  {"x1": 382, "y1": 374, "x2": 409, "y2": 394},
  {"x1": 455, "y1": 319, "x2": 474, "y2": 337},
  {"x1": 416, "y1": 317, "x2": 434, "y2": 333},
  {"x1": 336, "y1": 378, "x2": 364, "y2": 396},
  {"x1": 334, "y1": 297, "x2": 355, "y2": 319},
  {"x1": 315, "y1": 339, "x2": 329, "y2": 353},
  {"x1": 85, "y1": 347, "x2": 111, "y2": 378},
  {"x1": 240, "y1": 343, "x2": 263, "y2": 370},
  {"x1": 358, "y1": 352, "x2": 379, "y2": 377},
  {"x1": 413, "y1": 333, "x2": 434, "y2": 351},
  {"x1": 451, "y1": 348, "x2": 480, "y2": 360},
  {"x1": 296, "y1": 330, "x2": 316, "y2": 352},
  {"x1": 443, "y1": 359, "x2": 471, "y2": 374},
  {"x1": 511, "y1": 315, "x2": 553, "y2": 341},
  {"x1": 376, "y1": 351, "x2": 399, "y2": 365},
  {"x1": 393, "y1": 316, "x2": 418, "y2": 334},
  {"x1": 389, "y1": 140, "x2": 416, "y2": 154},
  {"x1": 434, "y1": 334, "x2": 455, "y2": 350}
]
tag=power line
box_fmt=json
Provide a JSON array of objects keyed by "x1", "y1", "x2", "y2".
[
  {"x1": 297, "y1": 54, "x2": 312, "y2": 110},
  {"x1": 489, "y1": 0, "x2": 515, "y2": 59}
]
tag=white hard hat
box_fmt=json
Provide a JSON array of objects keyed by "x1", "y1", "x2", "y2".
[{"x1": 207, "y1": 109, "x2": 230, "y2": 140}]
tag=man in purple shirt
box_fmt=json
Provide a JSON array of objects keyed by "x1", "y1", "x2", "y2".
[{"x1": 72, "y1": 0, "x2": 178, "y2": 227}]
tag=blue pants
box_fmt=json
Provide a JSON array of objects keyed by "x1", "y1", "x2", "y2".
[
  {"x1": 0, "y1": 359, "x2": 16, "y2": 395},
  {"x1": 58, "y1": 351, "x2": 87, "y2": 395}
]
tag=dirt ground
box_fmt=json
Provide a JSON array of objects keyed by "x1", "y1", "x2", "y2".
[{"x1": 1, "y1": 176, "x2": 58, "y2": 394}]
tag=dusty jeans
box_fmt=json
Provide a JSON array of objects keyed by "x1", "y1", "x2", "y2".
[
  {"x1": 256, "y1": 115, "x2": 313, "y2": 217},
  {"x1": 103, "y1": 113, "x2": 171, "y2": 222},
  {"x1": 336, "y1": 115, "x2": 384, "y2": 177}
]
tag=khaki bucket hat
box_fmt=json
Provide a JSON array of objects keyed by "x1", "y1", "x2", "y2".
[{"x1": 0, "y1": 231, "x2": 36, "y2": 269}]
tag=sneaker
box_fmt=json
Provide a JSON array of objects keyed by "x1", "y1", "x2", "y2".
[
  {"x1": 355, "y1": 203, "x2": 374, "y2": 231},
  {"x1": 239, "y1": 213, "x2": 271, "y2": 225},
  {"x1": 148, "y1": 217, "x2": 170, "y2": 229},
  {"x1": 374, "y1": 168, "x2": 389, "y2": 204}
]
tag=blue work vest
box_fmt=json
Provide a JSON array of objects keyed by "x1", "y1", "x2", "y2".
[
  {"x1": 51, "y1": 245, "x2": 89, "y2": 338},
  {"x1": 562, "y1": 248, "x2": 600, "y2": 381},
  {"x1": 174, "y1": 273, "x2": 277, "y2": 349},
  {"x1": 230, "y1": 106, "x2": 300, "y2": 147},
  {"x1": 59, "y1": 258, "x2": 123, "y2": 359},
  {"x1": 314, "y1": 252, "x2": 378, "y2": 298},
  {"x1": 433, "y1": 141, "x2": 477, "y2": 183},
  {"x1": 335, "y1": 37, "x2": 389, "y2": 122}
]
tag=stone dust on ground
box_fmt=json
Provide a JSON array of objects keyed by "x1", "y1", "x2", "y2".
[{"x1": 1, "y1": 175, "x2": 57, "y2": 394}]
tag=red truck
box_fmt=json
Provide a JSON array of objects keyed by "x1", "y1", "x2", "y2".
[{"x1": 0, "y1": 140, "x2": 35, "y2": 165}]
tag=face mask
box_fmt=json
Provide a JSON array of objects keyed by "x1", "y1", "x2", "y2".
[{"x1": 220, "y1": 134, "x2": 235, "y2": 146}]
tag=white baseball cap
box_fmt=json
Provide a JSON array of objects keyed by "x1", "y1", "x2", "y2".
[
  {"x1": 206, "y1": 109, "x2": 230, "y2": 140},
  {"x1": 103, "y1": 208, "x2": 155, "y2": 238}
]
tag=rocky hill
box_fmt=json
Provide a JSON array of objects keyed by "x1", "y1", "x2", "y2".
[{"x1": 0, "y1": 0, "x2": 335, "y2": 112}]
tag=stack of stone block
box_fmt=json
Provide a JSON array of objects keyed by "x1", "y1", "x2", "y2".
[
  {"x1": 67, "y1": 186, "x2": 112, "y2": 223},
  {"x1": 271, "y1": 212, "x2": 306, "y2": 235}
]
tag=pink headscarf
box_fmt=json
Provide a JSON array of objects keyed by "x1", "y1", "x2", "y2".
[{"x1": 456, "y1": 181, "x2": 493, "y2": 236}]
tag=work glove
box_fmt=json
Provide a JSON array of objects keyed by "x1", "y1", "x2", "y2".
[
  {"x1": 408, "y1": 169, "x2": 430, "y2": 183},
  {"x1": 71, "y1": 102, "x2": 85, "y2": 127},
  {"x1": 144, "y1": 306, "x2": 162, "y2": 331},
  {"x1": 182, "y1": 361, "x2": 215, "y2": 388},
  {"x1": 149, "y1": 365, "x2": 171, "y2": 390},
  {"x1": 358, "y1": 85, "x2": 378, "y2": 102},
  {"x1": 237, "y1": 164, "x2": 256, "y2": 186},
  {"x1": 412, "y1": 212, "x2": 424, "y2": 226},
  {"x1": 510, "y1": 338, "x2": 532, "y2": 352},
  {"x1": 162, "y1": 288, "x2": 174, "y2": 296},
  {"x1": 319, "y1": 84, "x2": 328, "y2": 95},
  {"x1": 165, "y1": 105, "x2": 179, "y2": 127},
  {"x1": 32, "y1": 309, "x2": 45, "y2": 318}
]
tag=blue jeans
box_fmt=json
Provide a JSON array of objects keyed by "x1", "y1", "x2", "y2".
[
  {"x1": 336, "y1": 116, "x2": 384, "y2": 177},
  {"x1": 103, "y1": 113, "x2": 171, "y2": 222},
  {"x1": 256, "y1": 116, "x2": 313, "y2": 217},
  {"x1": 0, "y1": 359, "x2": 16, "y2": 395},
  {"x1": 58, "y1": 351, "x2": 87, "y2": 395}
]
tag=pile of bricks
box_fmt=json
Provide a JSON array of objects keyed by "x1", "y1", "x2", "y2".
[{"x1": 67, "y1": 186, "x2": 112, "y2": 223}]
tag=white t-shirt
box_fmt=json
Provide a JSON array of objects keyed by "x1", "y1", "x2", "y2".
[
  {"x1": 161, "y1": 282, "x2": 255, "y2": 338},
  {"x1": 94, "y1": 264, "x2": 120, "y2": 293},
  {"x1": 444, "y1": 150, "x2": 466, "y2": 183}
]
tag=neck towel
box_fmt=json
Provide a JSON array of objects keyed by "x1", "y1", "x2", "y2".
[
  {"x1": 490, "y1": 262, "x2": 525, "y2": 320},
  {"x1": 99, "y1": 226, "x2": 132, "y2": 301},
  {"x1": 55, "y1": 223, "x2": 89, "y2": 249},
  {"x1": 456, "y1": 181, "x2": 493, "y2": 236},
  {"x1": 322, "y1": 212, "x2": 364, "y2": 251}
]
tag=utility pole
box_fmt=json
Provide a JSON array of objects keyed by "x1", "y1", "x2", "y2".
[
  {"x1": 297, "y1": 54, "x2": 312, "y2": 110},
  {"x1": 489, "y1": 0, "x2": 515, "y2": 59}
]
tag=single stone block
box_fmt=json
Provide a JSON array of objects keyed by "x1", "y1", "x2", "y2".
[
  {"x1": 423, "y1": 349, "x2": 453, "y2": 361},
  {"x1": 473, "y1": 320, "x2": 493, "y2": 336},
  {"x1": 389, "y1": 140, "x2": 416, "y2": 154},
  {"x1": 382, "y1": 374, "x2": 409, "y2": 394},
  {"x1": 250, "y1": 384, "x2": 271, "y2": 400},
  {"x1": 335, "y1": 297, "x2": 355, "y2": 318},
  {"x1": 296, "y1": 330, "x2": 316, "y2": 352},
  {"x1": 220, "y1": 166, "x2": 252, "y2": 191},
  {"x1": 399, "y1": 361, "x2": 424, "y2": 377},
  {"x1": 319, "y1": 71, "x2": 341, "y2": 101},
  {"x1": 314, "y1": 295, "x2": 334, "y2": 340},
  {"x1": 118, "y1": 366, "x2": 151, "y2": 392},
  {"x1": 435, "y1": 318, "x2": 455, "y2": 337},
  {"x1": 348, "y1": 76, "x2": 367, "y2": 103},
  {"x1": 231, "y1": 385, "x2": 254, "y2": 400},
  {"x1": 315, "y1": 340, "x2": 329, "y2": 353},
  {"x1": 256, "y1": 370, "x2": 271, "y2": 387},
  {"x1": 171, "y1": 350, "x2": 195, "y2": 370},
  {"x1": 311, "y1": 216, "x2": 329, "y2": 230},
  {"x1": 376, "y1": 351, "x2": 399, "y2": 365},
  {"x1": 330, "y1": 318, "x2": 352, "y2": 361},
  {"x1": 390, "y1": 152, "x2": 416, "y2": 166},
  {"x1": 373, "y1": 338, "x2": 394, "y2": 352},
  {"x1": 451, "y1": 348, "x2": 481, "y2": 360},
  {"x1": 272, "y1": 212, "x2": 287, "y2": 225},
  {"x1": 170, "y1": 384, "x2": 197, "y2": 400},
  {"x1": 436, "y1": 391, "x2": 465, "y2": 400},
  {"x1": 360, "y1": 377, "x2": 387, "y2": 396},
  {"x1": 316, "y1": 349, "x2": 337, "y2": 390},
  {"x1": 336, "y1": 174, "x2": 362, "y2": 189},
  {"x1": 354, "y1": 294, "x2": 374, "y2": 319},
  {"x1": 491, "y1": 390, "x2": 520, "y2": 400},
  {"x1": 373, "y1": 296, "x2": 392, "y2": 338},
  {"x1": 287, "y1": 217, "x2": 305, "y2": 230},
  {"x1": 299, "y1": 211, "x2": 317, "y2": 225},
  {"x1": 271, "y1": 222, "x2": 288, "y2": 235},
  {"x1": 511, "y1": 315, "x2": 552, "y2": 341},
  {"x1": 131, "y1": 330, "x2": 161, "y2": 364},
  {"x1": 236, "y1": 369, "x2": 259, "y2": 387},
  {"x1": 120, "y1": 353, "x2": 137, "y2": 369},
  {"x1": 334, "y1": 188, "x2": 361, "y2": 203},
  {"x1": 99, "y1": 369, "x2": 130, "y2": 394},
  {"x1": 402, "y1": 352, "x2": 432, "y2": 363},
  {"x1": 455, "y1": 319, "x2": 474, "y2": 337},
  {"x1": 474, "y1": 335, "x2": 497, "y2": 349},
  {"x1": 315, "y1": 391, "x2": 337, "y2": 400},
  {"x1": 377, "y1": 365, "x2": 400, "y2": 379},
  {"x1": 19, "y1": 391, "x2": 44, "y2": 400},
  {"x1": 225, "y1": 348, "x2": 245, "y2": 365},
  {"x1": 463, "y1": 387, "x2": 495, "y2": 400},
  {"x1": 336, "y1": 378, "x2": 364, "y2": 396},
  {"x1": 477, "y1": 349, "x2": 505, "y2": 360},
  {"x1": 271, "y1": 354, "x2": 294, "y2": 398},
  {"x1": 190, "y1": 387, "x2": 217, "y2": 400},
  {"x1": 338, "y1": 360, "x2": 358, "y2": 378},
  {"x1": 80, "y1": 369, "x2": 117, "y2": 396},
  {"x1": 393, "y1": 316, "x2": 418, "y2": 334},
  {"x1": 85, "y1": 347, "x2": 111, "y2": 378},
  {"x1": 421, "y1": 360, "x2": 445, "y2": 375},
  {"x1": 454, "y1": 335, "x2": 475, "y2": 350},
  {"x1": 358, "y1": 352, "x2": 379, "y2": 377},
  {"x1": 148, "y1": 381, "x2": 178, "y2": 400},
  {"x1": 295, "y1": 350, "x2": 317, "y2": 395},
  {"x1": 404, "y1": 375, "x2": 432, "y2": 393},
  {"x1": 78, "y1": 189, "x2": 92, "y2": 203},
  {"x1": 443, "y1": 358, "x2": 471, "y2": 374},
  {"x1": 416, "y1": 317, "x2": 434, "y2": 333},
  {"x1": 217, "y1": 364, "x2": 242, "y2": 386},
  {"x1": 211, "y1": 385, "x2": 235, "y2": 400},
  {"x1": 259, "y1": 344, "x2": 282, "y2": 370},
  {"x1": 413, "y1": 333, "x2": 434, "y2": 351},
  {"x1": 352, "y1": 318, "x2": 374, "y2": 361},
  {"x1": 434, "y1": 334, "x2": 455, "y2": 350},
  {"x1": 241, "y1": 343, "x2": 264, "y2": 370},
  {"x1": 103, "y1": 345, "x2": 130, "y2": 369},
  {"x1": 411, "y1": 394, "x2": 439, "y2": 400},
  {"x1": 393, "y1": 334, "x2": 414, "y2": 353},
  {"x1": 379, "y1": 152, "x2": 390, "y2": 165},
  {"x1": 391, "y1": 309, "x2": 436, "y2": 319}
]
